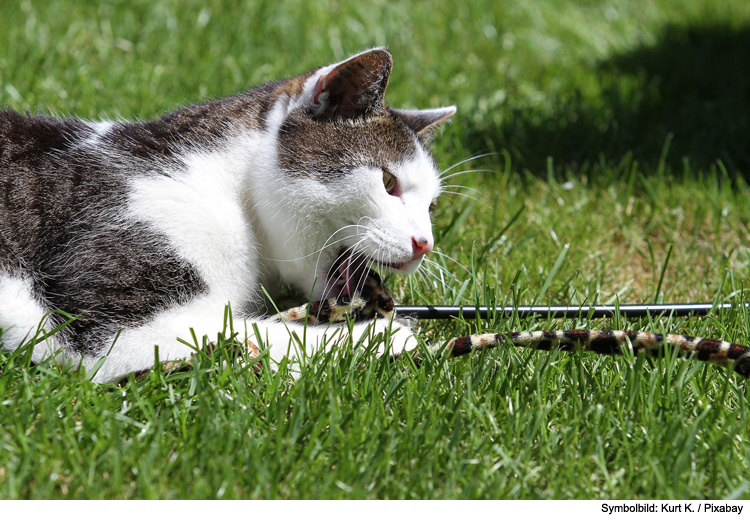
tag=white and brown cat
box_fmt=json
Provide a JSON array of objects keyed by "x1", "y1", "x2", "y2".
[{"x1": 0, "y1": 48, "x2": 455, "y2": 382}]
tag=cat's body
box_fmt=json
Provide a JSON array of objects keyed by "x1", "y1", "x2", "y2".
[{"x1": 0, "y1": 48, "x2": 455, "y2": 383}]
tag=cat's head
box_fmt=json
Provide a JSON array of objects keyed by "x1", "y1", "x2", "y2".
[{"x1": 257, "y1": 48, "x2": 454, "y2": 301}]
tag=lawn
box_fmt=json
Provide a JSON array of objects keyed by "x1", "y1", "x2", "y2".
[{"x1": 1, "y1": 0, "x2": 749, "y2": 499}]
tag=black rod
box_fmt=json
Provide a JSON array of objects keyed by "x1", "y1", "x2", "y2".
[{"x1": 394, "y1": 303, "x2": 750, "y2": 320}]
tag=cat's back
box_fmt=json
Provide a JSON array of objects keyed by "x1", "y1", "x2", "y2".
[
  {"x1": 0, "y1": 110, "x2": 99, "y2": 199},
  {"x1": 0, "y1": 95, "x2": 248, "y2": 252},
  {"x1": 0, "y1": 109, "x2": 130, "y2": 195},
  {"x1": 0, "y1": 110, "x2": 126, "y2": 265},
  {"x1": 0, "y1": 109, "x2": 90, "y2": 161}
]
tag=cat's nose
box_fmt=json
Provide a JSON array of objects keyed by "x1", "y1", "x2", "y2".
[{"x1": 412, "y1": 236, "x2": 433, "y2": 258}]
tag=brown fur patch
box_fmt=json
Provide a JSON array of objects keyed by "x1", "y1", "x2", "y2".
[
  {"x1": 277, "y1": 110, "x2": 419, "y2": 180},
  {"x1": 273, "y1": 71, "x2": 316, "y2": 98}
]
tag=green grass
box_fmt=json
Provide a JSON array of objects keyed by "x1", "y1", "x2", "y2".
[{"x1": 1, "y1": 0, "x2": 750, "y2": 499}]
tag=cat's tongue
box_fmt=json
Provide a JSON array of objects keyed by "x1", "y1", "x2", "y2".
[
  {"x1": 329, "y1": 249, "x2": 369, "y2": 299},
  {"x1": 337, "y1": 260, "x2": 356, "y2": 296}
]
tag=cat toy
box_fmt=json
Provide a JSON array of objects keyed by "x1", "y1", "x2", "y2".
[
  {"x1": 274, "y1": 273, "x2": 750, "y2": 378},
  {"x1": 397, "y1": 302, "x2": 750, "y2": 378},
  {"x1": 395, "y1": 302, "x2": 744, "y2": 320}
]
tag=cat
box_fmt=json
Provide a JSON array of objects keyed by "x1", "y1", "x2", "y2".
[{"x1": 0, "y1": 48, "x2": 456, "y2": 383}]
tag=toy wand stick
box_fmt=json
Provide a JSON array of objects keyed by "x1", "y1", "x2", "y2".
[{"x1": 394, "y1": 302, "x2": 750, "y2": 320}]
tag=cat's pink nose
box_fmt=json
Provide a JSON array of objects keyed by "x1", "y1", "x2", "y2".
[{"x1": 412, "y1": 237, "x2": 433, "y2": 258}]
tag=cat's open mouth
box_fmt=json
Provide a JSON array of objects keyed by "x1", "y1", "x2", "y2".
[{"x1": 325, "y1": 247, "x2": 408, "y2": 299}]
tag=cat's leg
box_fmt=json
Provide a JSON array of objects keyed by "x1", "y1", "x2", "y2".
[
  {"x1": 91, "y1": 294, "x2": 418, "y2": 383},
  {"x1": 129, "y1": 335, "x2": 262, "y2": 383},
  {"x1": 126, "y1": 318, "x2": 416, "y2": 383},
  {"x1": 250, "y1": 315, "x2": 419, "y2": 371},
  {"x1": 0, "y1": 273, "x2": 66, "y2": 363},
  {"x1": 89, "y1": 295, "x2": 245, "y2": 383}
]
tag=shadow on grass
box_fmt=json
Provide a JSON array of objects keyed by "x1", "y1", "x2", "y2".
[{"x1": 466, "y1": 23, "x2": 750, "y2": 176}]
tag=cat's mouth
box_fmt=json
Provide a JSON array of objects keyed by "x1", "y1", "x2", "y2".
[{"x1": 324, "y1": 247, "x2": 409, "y2": 299}]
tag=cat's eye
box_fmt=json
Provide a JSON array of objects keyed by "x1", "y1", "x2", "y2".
[{"x1": 382, "y1": 170, "x2": 397, "y2": 193}]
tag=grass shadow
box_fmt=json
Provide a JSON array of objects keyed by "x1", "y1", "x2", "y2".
[{"x1": 465, "y1": 22, "x2": 750, "y2": 176}]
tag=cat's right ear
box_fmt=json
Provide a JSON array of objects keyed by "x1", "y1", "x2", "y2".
[{"x1": 302, "y1": 48, "x2": 392, "y2": 121}]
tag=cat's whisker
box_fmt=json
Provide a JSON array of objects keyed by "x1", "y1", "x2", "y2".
[
  {"x1": 439, "y1": 168, "x2": 499, "y2": 182},
  {"x1": 438, "y1": 152, "x2": 496, "y2": 177},
  {"x1": 328, "y1": 248, "x2": 370, "y2": 307},
  {"x1": 421, "y1": 257, "x2": 455, "y2": 279},
  {"x1": 316, "y1": 238, "x2": 369, "y2": 303},
  {"x1": 311, "y1": 226, "x2": 369, "y2": 283},
  {"x1": 322, "y1": 221, "x2": 392, "y2": 300},
  {"x1": 351, "y1": 256, "x2": 375, "y2": 304},
  {"x1": 267, "y1": 231, "x2": 361, "y2": 263},
  {"x1": 438, "y1": 190, "x2": 481, "y2": 202},
  {"x1": 317, "y1": 253, "x2": 353, "y2": 303},
  {"x1": 441, "y1": 184, "x2": 477, "y2": 191},
  {"x1": 429, "y1": 249, "x2": 471, "y2": 274},
  {"x1": 413, "y1": 267, "x2": 440, "y2": 296},
  {"x1": 416, "y1": 262, "x2": 456, "y2": 295}
]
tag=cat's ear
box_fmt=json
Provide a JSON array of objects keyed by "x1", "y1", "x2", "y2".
[
  {"x1": 305, "y1": 48, "x2": 392, "y2": 120},
  {"x1": 391, "y1": 106, "x2": 457, "y2": 140}
]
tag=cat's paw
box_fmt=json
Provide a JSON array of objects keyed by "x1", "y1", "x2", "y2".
[{"x1": 366, "y1": 318, "x2": 419, "y2": 361}]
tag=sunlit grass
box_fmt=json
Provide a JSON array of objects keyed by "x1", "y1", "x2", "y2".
[{"x1": 1, "y1": 0, "x2": 749, "y2": 499}]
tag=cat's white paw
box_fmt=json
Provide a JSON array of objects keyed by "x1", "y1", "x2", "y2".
[{"x1": 365, "y1": 318, "x2": 419, "y2": 360}]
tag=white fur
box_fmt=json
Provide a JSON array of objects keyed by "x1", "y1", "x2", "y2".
[
  {"x1": 127, "y1": 134, "x2": 261, "y2": 303},
  {"x1": 81, "y1": 120, "x2": 114, "y2": 148},
  {"x1": 0, "y1": 273, "x2": 63, "y2": 363}
]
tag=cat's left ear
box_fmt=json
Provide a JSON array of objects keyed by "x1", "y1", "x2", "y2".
[
  {"x1": 306, "y1": 48, "x2": 392, "y2": 120},
  {"x1": 391, "y1": 106, "x2": 457, "y2": 141}
]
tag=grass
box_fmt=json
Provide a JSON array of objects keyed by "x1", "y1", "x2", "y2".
[{"x1": 1, "y1": 0, "x2": 750, "y2": 499}]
